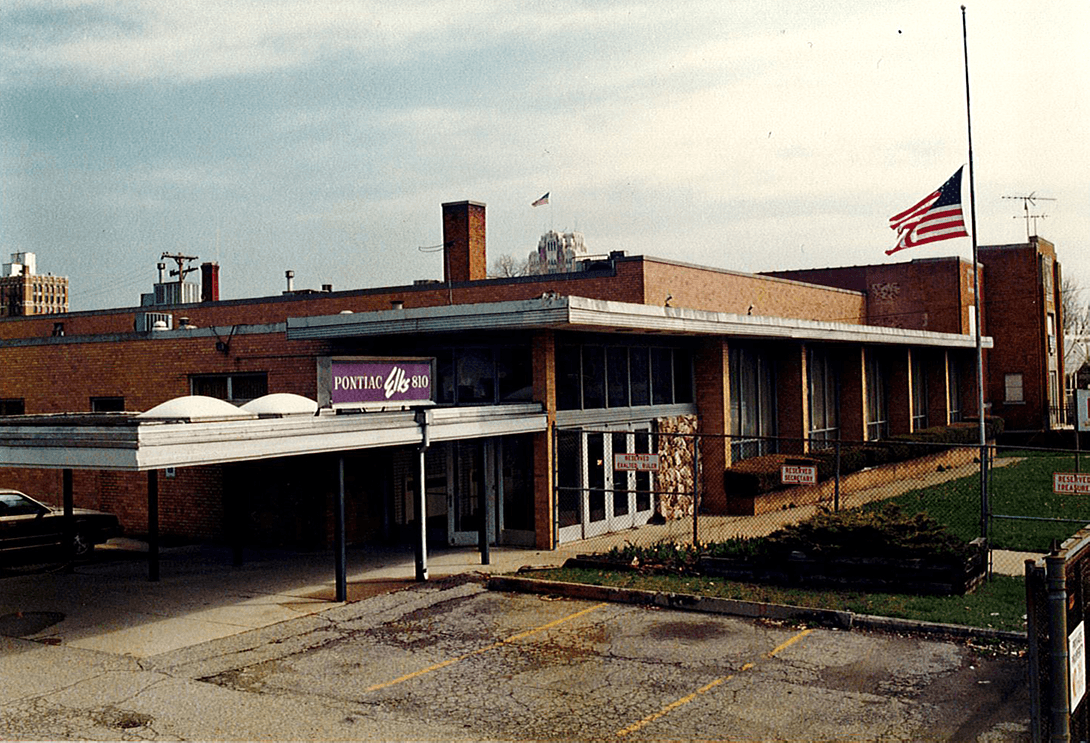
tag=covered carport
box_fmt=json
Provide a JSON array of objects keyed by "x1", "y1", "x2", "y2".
[{"x1": 0, "y1": 395, "x2": 546, "y2": 601}]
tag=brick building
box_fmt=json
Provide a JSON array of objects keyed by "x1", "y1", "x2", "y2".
[
  {"x1": 767, "y1": 236, "x2": 1064, "y2": 432},
  {"x1": 0, "y1": 252, "x2": 69, "y2": 318},
  {"x1": 0, "y1": 201, "x2": 1002, "y2": 553}
]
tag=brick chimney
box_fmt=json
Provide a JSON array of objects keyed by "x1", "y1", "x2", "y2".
[
  {"x1": 442, "y1": 201, "x2": 487, "y2": 283},
  {"x1": 200, "y1": 262, "x2": 220, "y2": 302}
]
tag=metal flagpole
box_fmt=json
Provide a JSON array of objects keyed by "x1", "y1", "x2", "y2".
[{"x1": 962, "y1": 5, "x2": 988, "y2": 543}]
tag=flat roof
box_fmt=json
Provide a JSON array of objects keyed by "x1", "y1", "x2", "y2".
[
  {"x1": 286, "y1": 295, "x2": 993, "y2": 350},
  {"x1": 0, "y1": 404, "x2": 546, "y2": 471}
]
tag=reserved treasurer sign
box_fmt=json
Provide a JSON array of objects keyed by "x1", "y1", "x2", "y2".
[{"x1": 325, "y1": 357, "x2": 434, "y2": 408}]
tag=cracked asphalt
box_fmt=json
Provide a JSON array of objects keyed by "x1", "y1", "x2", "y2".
[{"x1": 1, "y1": 575, "x2": 1031, "y2": 741}]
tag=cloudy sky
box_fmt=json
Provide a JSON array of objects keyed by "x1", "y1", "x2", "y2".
[{"x1": 2, "y1": 0, "x2": 1087, "y2": 312}]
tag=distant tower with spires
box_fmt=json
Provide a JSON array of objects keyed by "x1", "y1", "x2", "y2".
[{"x1": 527, "y1": 230, "x2": 588, "y2": 275}]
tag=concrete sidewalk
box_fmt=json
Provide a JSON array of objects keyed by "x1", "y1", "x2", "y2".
[
  {"x1": 0, "y1": 540, "x2": 573, "y2": 658},
  {"x1": 0, "y1": 536, "x2": 1038, "y2": 660}
]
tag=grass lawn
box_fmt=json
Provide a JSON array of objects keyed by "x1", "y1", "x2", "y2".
[
  {"x1": 527, "y1": 566, "x2": 1028, "y2": 634},
  {"x1": 874, "y1": 451, "x2": 1090, "y2": 552}
]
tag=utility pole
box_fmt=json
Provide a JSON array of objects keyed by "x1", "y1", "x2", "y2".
[{"x1": 160, "y1": 253, "x2": 198, "y2": 303}]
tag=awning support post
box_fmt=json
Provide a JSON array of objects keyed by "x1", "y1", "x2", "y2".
[
  {"x1": 414, "y1": 409, "x2": 431, "y2": 582},
  {"x1": 148, "y1": 469, "x2": 160, "y2": 582},
  {"x1": 335, "y1": 456, "x2": 347, "y2": 602},
  {"x1": 479, "y1": 447, "x2": 491, "y2": 565},
  {"x1": 62, "y1": 468, "x2": 74, "y2": 573}
]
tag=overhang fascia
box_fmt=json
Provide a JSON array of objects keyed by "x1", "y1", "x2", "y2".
[
  {"x1": 0, "y1": 404, "x2": 546, "y2": 471},
  {"x1": 286, "y1": 295, "x2": 992, "y2": 350}
]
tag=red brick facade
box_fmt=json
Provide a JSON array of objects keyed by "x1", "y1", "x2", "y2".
[
  {"x1": 1, "y1": 202, "x2": 1053, "y2": 549},
  {"x1": 770, "y1": 240, "x2": 1062, "y2": 432}
]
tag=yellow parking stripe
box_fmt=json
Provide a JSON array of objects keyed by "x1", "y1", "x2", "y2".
[
  {"x1": 767, "y1": 628, "x2": 813, "y2": 658},
  {"x1": 616, "y1": 628, "x2": 813, "y2": 737},
  {"x1": 365, "y1": 602, "x2": 608, "y2": 693},
  {"x1": 616, "y1": 663, "x2": 754, "y2": 737}
]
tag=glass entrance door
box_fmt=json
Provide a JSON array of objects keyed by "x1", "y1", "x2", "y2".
[
  {"x1": 557, "y1": 425, "x2": 655, "y2": 543},
  {"x1": 448, "y1": 439, "x2": 496, "y2": 546}
]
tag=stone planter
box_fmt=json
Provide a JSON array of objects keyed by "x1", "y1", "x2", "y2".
[{"x1": 697, "y1": 538, "x2": 987, "y2": 595}]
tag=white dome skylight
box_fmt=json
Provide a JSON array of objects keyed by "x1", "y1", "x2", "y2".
[
  {"x1": 240, "y1": 393, "x2": 319, "y2": 416},
  {"x1": 138, "y1": 396, "x2": 256, "y2": 421}
]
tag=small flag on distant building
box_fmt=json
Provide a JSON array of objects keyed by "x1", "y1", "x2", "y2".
[
  {"x1": 531, "y1": 192, "x2": 549, "y2": 207},
  {"x1": 887, "y1": 167, "x2": 969, "y2": 255}
]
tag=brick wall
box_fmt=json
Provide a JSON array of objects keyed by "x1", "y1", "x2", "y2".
[
  {"x1": 0, "y1": 330, "x2": 329, "y2": 414},
  {"x1": 980, "y1": 240, "x2": 1057, "y2": 430},
  {"x1": 531, "y1": 331, "x2": 556, "y2": 549},
  {"x1": 644, "y1": 261, "x2": 864, "y2": 323},
  {"x1": 764, "y1": 257, "x2": 975, "y2": 334}
]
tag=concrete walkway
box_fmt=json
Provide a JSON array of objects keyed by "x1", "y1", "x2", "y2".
[{"x1": 0, "y1": 531, "x2": 1038, "y2": 659}]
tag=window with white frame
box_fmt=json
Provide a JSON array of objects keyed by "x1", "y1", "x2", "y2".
[
  {"x1": 730, "y1": 345, "x2": 776, "y2": 460},
  {"x1": 807, "y1": 346, "x2": 839, "y2": 448},
  {"x1": 948, "y1": 356, "x2": 962, "y2": 422},
  {"x1": 190, "y1": 372, "x2": 268, "y2": 403},
  {"x1": 865, "y1": 352, "x2": 889, "y2": 441},
  {"x1": 911, "y1": 352, "x2": 928, "y2": 431},
  {"x1": 1004, "y1": 373, "x2": 1024, "y2": 403}
]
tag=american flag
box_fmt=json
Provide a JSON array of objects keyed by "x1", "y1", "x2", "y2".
[
  {"x1": 531, "y1": 192, "x2": 549, "y2": 207},
  {"x1": 887, "y1": 167, "x2": 969, "y2": 255}
]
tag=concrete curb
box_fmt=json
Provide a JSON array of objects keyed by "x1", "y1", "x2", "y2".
[{"x1": 486, "y1": 575, "x2": 1027, "y2": 645}]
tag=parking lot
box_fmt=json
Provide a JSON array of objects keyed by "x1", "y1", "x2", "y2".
[
  {"x1": 1, "y1": 544, "x2": 1032, "y2": 741},
  {"x1": 146, "y1": 579, "x2": 1028, "y2": 742}
]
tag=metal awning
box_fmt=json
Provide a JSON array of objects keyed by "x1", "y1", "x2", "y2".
[
  {"x1": 0, "y1": 404, "x2": 546, "y2": 471},
  {"x1": 286, "y1": 294, "x2": 994, "y2": 350},
  {"x1": 0, "y1": 403, "x2": 546, "y2": 591}
]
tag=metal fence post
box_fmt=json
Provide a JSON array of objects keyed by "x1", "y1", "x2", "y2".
[
  {"x1": 1027, "y1": 559, "x2": 1044, "y2": 743},
  {"x1": 1047, "y1": 550, "x2": 1071, "y2": 743},
  {"x1": 834, "y1": 438, "x2": 841, "y2": 512},
  {"x1": 692, "y1": 433, "x2": 700, "y2": 546}
]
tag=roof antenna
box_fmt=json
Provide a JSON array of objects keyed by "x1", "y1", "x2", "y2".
[{"x1": 1002, "y1": 192, "x2": 1056, "y2": 241}]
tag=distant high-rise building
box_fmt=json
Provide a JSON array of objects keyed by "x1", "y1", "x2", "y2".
[
  {"x1": 527, "y1": 230, "x2": 589, "y2": 274},
  {"x1": 0, "y1": 252, "x2": 68, "y2": 317}
]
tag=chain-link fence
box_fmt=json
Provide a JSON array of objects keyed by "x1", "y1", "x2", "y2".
[{"x1": 555, "y1": 427, "x2": 1090, "y2": 570}]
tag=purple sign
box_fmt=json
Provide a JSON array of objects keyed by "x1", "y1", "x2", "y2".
[{"x1": 330, "y1": 359, "x2": 433, "y2": 407}]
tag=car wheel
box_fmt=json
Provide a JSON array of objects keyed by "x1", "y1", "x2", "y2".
[{"x1": 72, "y1": 532, "x2": 91, "y2": 558}]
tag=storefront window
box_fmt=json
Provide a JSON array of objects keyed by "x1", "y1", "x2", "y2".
[
  {"x1": 431, "y1": 345, "x2": 533, "y2": 405},
  {"x1": 557, "y1": 345, "x2": 582, "y2": 410},
  {"x1": 866, "y1": 353, "x2": 889, "y2": 440},
  {"x1": 607, "y1": 347, "x2": 630, "y2": 407},
  {"x1": 582, "y1": 346, "x2": 606, "y2": 409},
  {"x1": 555, "y1": 339, "x2": 693, "y2": 411},
  {"x1": 650, "y1": 347, "x2": 673, "y2": 405},
  {"x1": 730, "y1": 345, "x2": 776, "y2": 460},
  {"x1": 948, "y1": 356, "x2": 962, "y2": 422},
  {"x1": 496, "y1": 347, "x2": 533, "y2": 402},
  {"x1": 190, "y1": 372, "x2": 268, "y2": 403},
  {"x1": 630, "y1": 348, "x2": 650, "y2": 406},
  {"x1": 911, "y1": 352, "x2": 928, "y2": 431},
  {"x1": 808, "y1": 346, "x2": 839, "y2": 447}
]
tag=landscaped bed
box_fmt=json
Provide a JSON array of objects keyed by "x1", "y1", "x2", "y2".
[
  {"x1": 517, "y1": 566, "x2": 1027, "y2": 634},
  {"x1": 524, "y1": 504, "x2": 1027, "y2": 634},
  {"x1": 568, "y1": 505, "x2": 987, "y2": 596}
]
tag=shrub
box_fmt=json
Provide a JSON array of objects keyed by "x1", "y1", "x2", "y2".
[
  {"x1": 596, "y1": 505, "x2": 973, "y2": 572},
  {"x1": 759, "y1": 504, "x2": 973, "y2": 561}
]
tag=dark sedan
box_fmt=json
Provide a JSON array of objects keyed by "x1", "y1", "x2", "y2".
[{"x1": 0, "y1": 489, "x2": 121, "y2": 563}]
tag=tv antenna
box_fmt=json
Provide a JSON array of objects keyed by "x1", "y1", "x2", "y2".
[{"x1": 1002, "y1": 192, "x2": 1056, "y2": 240}]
